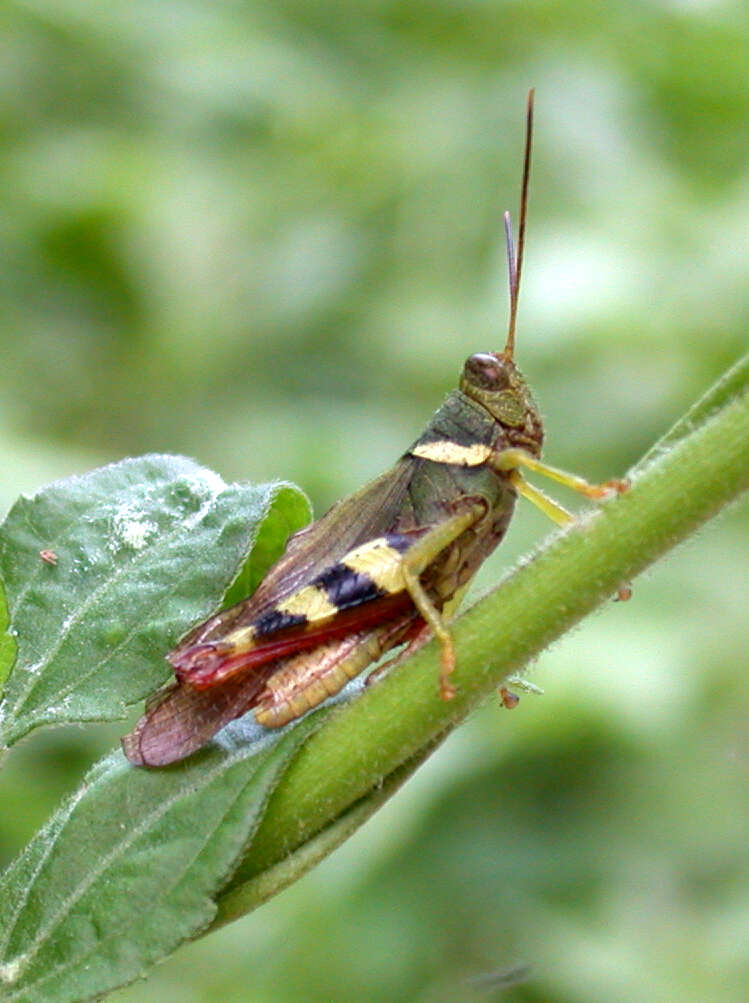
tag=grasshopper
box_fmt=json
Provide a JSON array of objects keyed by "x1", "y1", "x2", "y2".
[{"x1": 123, "y1": 91, "x2": 628, "y2": 767}]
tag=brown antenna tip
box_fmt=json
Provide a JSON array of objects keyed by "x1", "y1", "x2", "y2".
[{"x1": 504, "y1": 88, "x2": 535, "y2": 360}]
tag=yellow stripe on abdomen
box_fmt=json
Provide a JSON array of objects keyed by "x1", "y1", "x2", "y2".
[
  {"x1": 276, "y1": 584, "x2": 338, "y2": 622},
  {"x1": 340, "y1": 538, "x2": 407, "y2": 595}
]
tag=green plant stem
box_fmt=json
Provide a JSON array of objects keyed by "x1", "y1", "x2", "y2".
[
  {"x1": 216, "y1": 740, "x2": 441, "y2": 927},
  {"x1": 218, "y1": 359, "x2": 748, "y2": 915}
]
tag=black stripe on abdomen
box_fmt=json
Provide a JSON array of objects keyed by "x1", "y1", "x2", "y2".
[
  {"x1": 253, "y1": 608, "x2": 308, "y2": 638},
  {"x1": 315, "y1": 562, "x2": 385, "y2": 611}
]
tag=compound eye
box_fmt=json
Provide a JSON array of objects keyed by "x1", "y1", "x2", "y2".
[{"x1": 463, "y1": 353, "x2": 510, "y2": 390}]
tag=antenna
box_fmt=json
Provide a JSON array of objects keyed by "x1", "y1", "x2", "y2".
[{"x1": 503, "y1": 88, "x2": 535, "y2": 359}]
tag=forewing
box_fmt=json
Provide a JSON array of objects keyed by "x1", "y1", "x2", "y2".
[{"x1": 172, "y1": 459, "x2": 417, "y2": 651}]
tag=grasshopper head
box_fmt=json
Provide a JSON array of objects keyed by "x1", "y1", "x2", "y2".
[{"x1": 459, "y1": 351, "x2": 543, "y2": 455}]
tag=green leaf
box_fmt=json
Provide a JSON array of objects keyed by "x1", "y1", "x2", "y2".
[
  {"x1": 0, "y1": 711, "x2": 326, "y2": 1003},
  {"x1": 0, "y1": 455, "x2": 310, "y2": 747}
]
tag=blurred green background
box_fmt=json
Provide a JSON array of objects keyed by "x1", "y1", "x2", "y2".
[{"x1": 1, "y1": 1, "x2": 747, "y2": 1001}]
